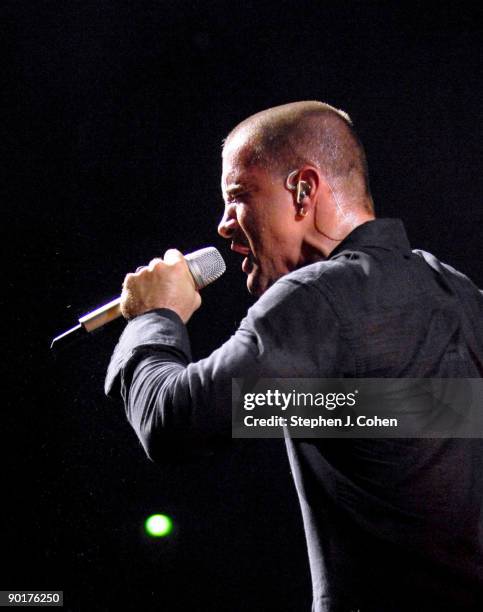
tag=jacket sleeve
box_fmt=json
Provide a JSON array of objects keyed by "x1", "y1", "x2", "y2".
[{"x1": 105, "y1": 276, "x2": 340, "y2": 462}]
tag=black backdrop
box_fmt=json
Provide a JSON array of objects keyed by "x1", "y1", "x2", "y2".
[{"x1": 3, "y1": 2, "x2": 482, "y2": 611}]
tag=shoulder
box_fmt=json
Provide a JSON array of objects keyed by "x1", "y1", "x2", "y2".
[
  {"x1": 265, "y1": 259, "x2": 344, "y2": 300},
  {"x1": 244, "y1": 260, "x2": 344, "y2": 325},
  {"x1": 239, "y1": 262, "x2": 342, "y2": 375},
  {"x1": 278, "y1": 254, "x2": 377, "y2": 301},
  {"x1": 413, "y1": 249, "x2": 482, "y2": 293}
]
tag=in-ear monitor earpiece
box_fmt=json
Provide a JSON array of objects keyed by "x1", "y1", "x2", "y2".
[{"x1": 296, "y1": 180, "x2": 311, "y2": 204}]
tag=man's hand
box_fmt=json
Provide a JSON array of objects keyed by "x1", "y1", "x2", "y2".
[{"x1": 120, "y1": 249, "x2": 202, "y2": 323}]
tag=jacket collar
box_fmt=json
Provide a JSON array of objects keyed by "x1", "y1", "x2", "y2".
[{"x1": 329, "y1": 219, "x2": 411, "y2": 258}]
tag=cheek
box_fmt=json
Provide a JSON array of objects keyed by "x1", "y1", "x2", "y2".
[
  {"x1": 239, "y1": 200, "x2": 291, "y2": 252},
  {"x1": 239, "y1": 207, "x2": 262, "y2": 237}
]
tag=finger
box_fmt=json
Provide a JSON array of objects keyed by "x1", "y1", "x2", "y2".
[
  {"x1": 163, "y1": 248, "x2": 184, "y2": 265},
  {"x1": 136, "y1": 265, "x2": 147, "y2": 273},
  {"x1": 148, "y1": 257, "x2": 163, "y2": 270},
  {"x1": 120, "y1": 294, "x2": 135, "y2": 320},
  {"x1": 120, "y1": 279, "x2": 135, "y2": 319},
  {"x1": 123, "y1": 272, "x2": 134, "y2": 289}
]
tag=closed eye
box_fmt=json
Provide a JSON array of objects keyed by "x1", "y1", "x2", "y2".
[
  {"x1": 225, "y1": 181, "x2": 256, "y2": 203},
  {"x1": 228, "y1": 191, "x2": 250, "y2": 204}
]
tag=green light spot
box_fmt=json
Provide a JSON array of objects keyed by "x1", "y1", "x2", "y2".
[{"x1": 145, "y1": 514, "x2": 173, "y2": 537}]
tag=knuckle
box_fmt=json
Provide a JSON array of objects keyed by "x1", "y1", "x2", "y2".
[
  {"x1": 148, "y1": 258, "x2": 163, "y2": 271},
  {"x1": 120, "y1": 303, "x2": 129, "y2": 319},
  {"x1": 120, "y1": 296, "x2": 133, "y2": 319}
]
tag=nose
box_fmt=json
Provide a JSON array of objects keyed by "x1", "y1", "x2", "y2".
[{"x1": 217, "y1": 204, "x2": 238, "y2": 239}]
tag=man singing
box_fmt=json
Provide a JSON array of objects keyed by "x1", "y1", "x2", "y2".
[{"x1": 106, "y1": 102, "x2": 483, "y2": 611}]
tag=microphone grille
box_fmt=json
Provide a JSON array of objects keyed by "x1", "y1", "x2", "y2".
[{"x1": 185, "y1": 246, "x2": 226, "y2": 290}]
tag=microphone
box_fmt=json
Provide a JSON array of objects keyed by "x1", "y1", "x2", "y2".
[{"x1": 50, "y1": 246, "x2": 226, "y2": 350}]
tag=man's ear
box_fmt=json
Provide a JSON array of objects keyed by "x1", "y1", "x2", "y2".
[
  {"x1": 286, "y1": 166, "x2": 323, "y2": 218},
  {"x1": 294, "y1": 167, "x2": 322, "y2": 217},
  {"x1": 297, "y1": 167, "x2": 321, "y2": 200}
]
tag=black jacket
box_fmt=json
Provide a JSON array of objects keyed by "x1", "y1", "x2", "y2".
[{"x1": 106, "y1": 219, "x2": 483, "y2": 611}]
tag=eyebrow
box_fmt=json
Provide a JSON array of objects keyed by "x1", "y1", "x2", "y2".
[
  {"x1": 224, "y1": 181, "x2": 257, "y2": 198},
  {"x1": 225, "y1": 184, "x2": 244, "y2": 197}
]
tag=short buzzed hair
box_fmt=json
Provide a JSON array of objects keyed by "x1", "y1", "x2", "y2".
[{"x1": 223, "y1": 101, "x2": 373, "y2": 206}]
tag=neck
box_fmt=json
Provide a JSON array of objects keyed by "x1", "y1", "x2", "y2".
[{"x1": 304, "y1": 212, "x2": 375, "y2": 259}]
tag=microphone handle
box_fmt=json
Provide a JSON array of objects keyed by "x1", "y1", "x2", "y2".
[
  {"x1": 50, "y1": 296, "x2": 125, "y2": 350},
  {"x1": 79, "y1": 296, "x2": 123, "y2": 332}
]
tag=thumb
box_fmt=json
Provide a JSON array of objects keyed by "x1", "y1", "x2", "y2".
[{"x1": 163, "y1": 248, "x2": 184, "y2": 265}]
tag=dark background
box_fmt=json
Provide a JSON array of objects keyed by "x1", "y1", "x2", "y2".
[{"x1": 3, "y1": 2, "x2": 482, "y2": 611}]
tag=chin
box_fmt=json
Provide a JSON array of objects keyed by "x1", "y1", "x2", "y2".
[
  {"x1": 246, "y1": 278, "x2": 260, "y2": 297},
  {"x1": 246, "y1": 271, "x2": 269, "y2": 298}
]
